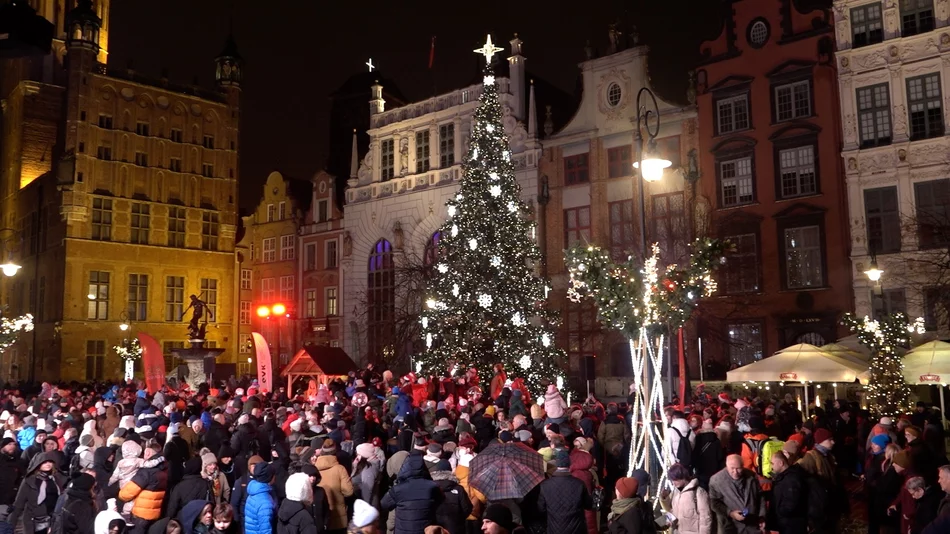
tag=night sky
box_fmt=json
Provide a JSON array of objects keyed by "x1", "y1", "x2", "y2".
[{"x1": 107, "y1": 1, "x2": 720, "y2": 212}]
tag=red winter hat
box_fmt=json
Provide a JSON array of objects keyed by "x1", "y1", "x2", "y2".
[
  {"x1": 813, "y1": 428, "x2": 833, "y2": 445},
  {"x1": 615, "y1": 477, "x2": 640, "y2": 499}
]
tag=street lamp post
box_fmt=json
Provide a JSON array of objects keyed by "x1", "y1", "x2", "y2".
[
  {"x1": 631, "y1": 86, "x2": 671, "y2": 481},
  {"x1": 118, "y1": 311, "x2": 133, "y2": 380},
  {"x1": 257, "y1": 302, "x2": 288, "y2": 367},
  {"x1": 0, "y1": 228, "x2": 21, "y2": 277}
]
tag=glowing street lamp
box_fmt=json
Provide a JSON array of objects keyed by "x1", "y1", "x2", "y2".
[
  {"x1": 257, "y1": 305, "x2": 271, "y2": 318},
  {"x1": 0, "y1": 262, "x2": 21, "y2": 277},
  {"x1": 864, "y1": 256, "x2": 883, "y2": 282}
]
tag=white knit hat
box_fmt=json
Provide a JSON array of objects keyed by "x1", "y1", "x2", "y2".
[
  {"x1": 289, "y1": 419, "x2": 303, "y2": 432},
  {"x1": 351, "y1": 499, "x2": 379, "y2": 528},
  {"x1": 284, "y1": 472, "x2": 312, "y2": 503},
  {"x1": 119, "y1": 416, "x2": 135, "y2": 430}
]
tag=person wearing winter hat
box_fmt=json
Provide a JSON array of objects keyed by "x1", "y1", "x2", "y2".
[
  {"x1": 277, "y1": 473, "x2": 317, "y2": 534},
  {"x1": 200, "y1": 449, "x2": 230, "y2": 507},
  {"x1": 348, "y1": 499, "x2": 379, "y2": 533},
  {"x1": 428, "y1": 458, "x2": 472, "y2": 534},
  {"x1": 538, "y1": 450, "x2": 588, "y2": 532},
  {"x1": 351, "y1": 442, "x2": 382, "y2": 509},
  {"x1": 244, "y1": 462, "x2": 276, "y2": 534},
  {"x1": 62, "y1": 472, "x2": 99, "y2": 534},
  {"x1": 481, "y1": 503, "x2": 517, "y2": 534},
  {"x1": 0, "y1": 436, "x2": 23, "y2": 506},
  {"x1": 167, "y1": 457, "x2": 213, "y2": 519},
  {"x1": 607, "y1": 476, "x2": 646, "y2": 532},
  {"x1": 423, "y1": 443, "x2": 443, "y2": 471},
  {"x1": 797, "y1": 428, "x2": 842, "y2": 529}
]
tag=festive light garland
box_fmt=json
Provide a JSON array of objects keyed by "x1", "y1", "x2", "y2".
[
  {"x1": 0, "y1": 314, "x2": 34, "y2": 351},
  {"x1": 114, "y1": 339, "x2": 142, "y2": 382},
  {"x1": 842, "y1": 312, "x2": 925, "y2": 417},
  {"x1": 566, "y1": 240, "x2": 726, "y2": 488},
  {"x1": 418, "y1": 58, "x2": 566, "y2": 397}
]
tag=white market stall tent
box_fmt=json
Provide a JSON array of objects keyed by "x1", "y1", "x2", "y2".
[
  {"x1": 901, "y1": 340, "x2": 950, "y2": 426},
  {"x1": 727, "y1": 343, "x2": 869, "y2": 416}
]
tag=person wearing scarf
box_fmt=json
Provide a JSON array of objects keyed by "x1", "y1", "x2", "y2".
[
  {"x1": 9, "y1": 452, "x2": 67, "y2": 534},
  {"x1": 607, "y1": 477, "x2": 644, "y2": 533}
]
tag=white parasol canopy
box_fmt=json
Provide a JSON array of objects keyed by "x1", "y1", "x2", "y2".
[
  {"x1": 727, "y1": 343, "x2": 868, "y2": 383},
  {"x1": 821, "y1": 343, "x2": 869, "y2": 364},
  {"x1": 902, "y1": 340, "x2": 950, "y2": 428}
]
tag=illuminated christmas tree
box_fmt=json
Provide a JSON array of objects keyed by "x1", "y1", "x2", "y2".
[
  {"x1": 418, "y1": 36, "x2": 565, "y2": 395},
  {"x1": 842, "y1": 312, "x2": 925, "y2": 417}
]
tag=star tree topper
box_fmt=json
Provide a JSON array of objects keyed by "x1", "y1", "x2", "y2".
[{"x1": 474, "y1": 34, "x2": 504, "y2": 63}]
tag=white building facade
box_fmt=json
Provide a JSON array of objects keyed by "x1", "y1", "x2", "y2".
[
  {"x1": 834, "y1": 0, "x2": 950, "y2": 332},
  {"x1": 340, "y1": 37, "x2": 543, "y2": 365}
]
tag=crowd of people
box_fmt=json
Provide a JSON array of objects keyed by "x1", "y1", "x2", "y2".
[{"x1": 0, "y1": 367, "x2": 948, "y2": 534}]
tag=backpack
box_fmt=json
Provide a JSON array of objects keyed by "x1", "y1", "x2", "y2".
[
  {"x1": 671, "y1": 426, "x2": 693, "y2": 470},
  {"x1": 744, "y1": 436, "x2": 784, "y2": 477}
]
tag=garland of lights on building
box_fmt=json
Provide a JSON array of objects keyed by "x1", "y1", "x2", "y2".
[
  {"x1": 0, "y1": 314, "x2": 33, "y2": 352},
  {"x1": 417, "y1": 37, "x2": 566, "y2": 396},
  {"x1": 566, "y1": 238, "x2": 726, "y2": 486},
  {"x1": 842, "y1": 312, "x2": 925, "y2": 417}
]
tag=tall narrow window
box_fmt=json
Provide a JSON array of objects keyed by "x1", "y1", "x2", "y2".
[
  {"x1": 98, "y1": 114, "x2": 113, "y2": 129},
  {"x1": 85, "y1": 340, "x2": 105, "y2": 380},
  {"x1": 165, "y1": 276, "x2": 184, "y2": 322},
  {"x1": 317, "y1": 200, "x2": 328, "y2": 223},
  {"x1": 380, "y1": 139, "x2": 395, "y2": 180},
  {"x1": 92, "y1": 198, "x2": 112, "y2": 241},
  {"x1": 715, "y1": 93, "x2": 750, "y2": 134},
  {"x1": 203, "y1": 135, "x2": 215, "y2": 149},
  {"x1": 924, "y1": 287, "x2": 946, "y2": 331},
  {"x1": 564, "y1": 206, "x2": 591, "y2": 248},
  {"x1": 440, "y1": 124, "x2": 455, "y2": 168},
  {"x1": 326, "y1": 287, "x2": 338, "y2": 316},
  {"x1": 784, "y1": 225, "x2": 823, "y2": 288},
  {"x1": 326, "y1": 240, "x2": 338, "y2": 269},
  {"x1": 131, "y1": 203, "x2": 150, "y2": 244},
  {"x1": 857, "y1": 84, "x2": 892, "y2": 148},
  {"x1": 168, "y1": 207, "x2": 186, "y2": 247},
  {"x1": 240, "y1": 301, "x2": 251, "y2": 324},
  {"x1": 200, "y1": 278, "x2": 217, "y2": 322},
  {"x1": 279, "y1": 276, "x2": 294, "y2": 301},
  {"x1": 87, "y1": 271, "x2": 109, "y2": 320},
  {"x1": 305, "y1": 244, "x2": 317, "y2": 271},
  {"x1": 279, "y1": 202, "x2": 286, "y2": 220},
  {"x1": 135, "y1": 152, "x2": 148, "y2": 166},
  {"x1": 564, "y1": 154, "x2": 589, "y2": 184},
  {"x1": 36, "y1": 277, "x2": 45, "y2": 322},
  {"x1": 201, "y1": 163, "x2": 214, "y2": 177},
  {"x1": 262, "y1": 237, "x2": 277, "y2": 262},
  {"x1": 852, "y1": 3, "x2": 884, "y2": 47},
  {"x1": 719, "y1": 157, "x2": 754, "y2": 207},
  {"x1": 128, "y1": 274, "x2": 148, "y2": 321},
  {"x1": 722, "y1": 233, "x2": 759, "y2": 294},
  {"x1": 169, "y1": 158, "x2": 182, "y2": 172},
  {"x1": 651, "y1": 192, "x2": 687, "y2": 265},
  {"x1": 864, "y1": 187, "x2": 901, "y2": 253},
  {"x1": 907, "y1": 74, "x2": 944, "y2": 140},
  {"x1": 565, "y1": 301, "x2": 598, "y2": 379},
  {"x1": 778, "y1": 145, "x2": 817, "y2": 199},
  {"x1": 280, "y1": 234, "x2": 295, "y2": 260},
  {"x1": 367, "y1": 240, "x2": 395, "y2": 362},
  {"x1": 416, "y1": 130, "x2": 430, "y2": 173},
  {"x1": 266, "y1": 204, "x2": 275, "y2": 222},
  {"x1": 97, "y1": 145, "x2": 112, "y2": 160},
  {"x1": 305, "y1": 290, "x2": 317, "y2": 318},
  {"x1": 170, "y1": 128, "x2": 183, "y2": 143},
  {"x1": 202, "y1": 212, "x2": 219, "y2": 251},
  {"x1": 607, "y1": 146, "x2": 632, "y2": 178},
  {"x1": 901, "y1": 0, "x2": 935, "y2": 36},
  {"x1": 241, "y1": 269, "x2": 252, "y2": 290},
  {"x1": 914, "y1": 178, "x2": 950, "y2": 249},
  {"x1": 608, "y1": 200, "x2": 635, "y2": 261}
]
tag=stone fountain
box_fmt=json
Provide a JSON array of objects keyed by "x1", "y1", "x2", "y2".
[{"x1": 170, "y1": 294, "x2": 225, "y2": 389}]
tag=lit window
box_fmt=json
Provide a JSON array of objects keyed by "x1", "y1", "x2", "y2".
[
  {"x1": 87, "y1": 271, "x2": 110, "y2": 320},
  {"x1": 719, "y1": 157, "x2": 754, "y2": 207},
  {"x1": 784, "y1": 225, "x2": 823, "y2": 288}
]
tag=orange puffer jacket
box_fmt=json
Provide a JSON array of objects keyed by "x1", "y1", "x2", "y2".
[{"x1": 118, "y1": 459, "x2": 168, "y2": 521}]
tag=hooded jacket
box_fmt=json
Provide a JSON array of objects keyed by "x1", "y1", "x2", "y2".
[
  {"x1": 276, "y1": 500, "x2": 318, "y2": 534},
  {"x1": 118, "y1": 454, "x2": 168, "y2": 521},
  {"x1": 9, "y1": 452, "x2": 67, "y2": 534},
  {"x1": 0, "y1": 444, "x2": 25, "y2": 506},
  {"x1": 167, "y1": 459, "x2": 213, "y2": 519},
  {"x1": 315, "y1": 454, "x2": 354, "y2": 530},
  {"x1": 100, "y1": 406, "x2": 121, "y2": 441},
  {"x1": 543, "y1": 387, "x2": 567, "y2": 420},
  {"x1": 178, "y1": 499, "x2": 212, "y2": 534},
  {"x1": 60, "y1": 484, "x2": 97, "y2": 534},
  {"x1": 430, "y1": 469, "x2": 473, "y2": 534},
  {"x1": 244, "y1": 479, "x2": 276, "y2": 534},
  {"x1": 667, "y1": 478, "x2": 713, "y2": 534},
  {"x1": 380, "y1": 454, "x2": 443, "y2": 534},
  {"x1": 668, "y1": 418, "x2": 695, "y2": 466}
]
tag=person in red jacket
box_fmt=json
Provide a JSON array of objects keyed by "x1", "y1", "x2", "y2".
[{"x1": 490, "y1": 364, "x2": 506, "y2": 400}]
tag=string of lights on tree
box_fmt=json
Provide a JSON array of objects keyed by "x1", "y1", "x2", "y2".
[
  {"x1": 842, "y1": 312, "x2": 925, "y2": 417},
  {"x1": 0, "y1": 314, "x2": 33, "y2": 352},
  {"x1": 566, "y1": 238, "x2": 726, "y2": 485},
  {"x1": 115, "y1": 339, "x2": 142, "y2": 382},
  {"x1": 418, "y1": 36, "x2": 566, "y2": 396}
]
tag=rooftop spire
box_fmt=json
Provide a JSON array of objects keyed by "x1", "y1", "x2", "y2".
[
  {"x1": 528, "y1": 80, "x2": 537, "y2": 138},
  {"x1": 350, "y1": 129, "x2": 359, "y2": 179}
]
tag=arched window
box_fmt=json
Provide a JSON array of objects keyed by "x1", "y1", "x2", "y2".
[
  {"x1": 423, "y1": 231, "x2": 441, "y2": 274},
  {"x1": 367, "y1": 239, "x2": 395, "y2": 363}
]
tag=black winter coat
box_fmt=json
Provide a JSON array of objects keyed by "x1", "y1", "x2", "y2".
[
  {"x1": 308, "y1": 486, "x2": 329, "y2": 534},
  {"x1": 537, "y1": 471, "x2": 591, "y2": 534},
  {"x1": 380, "y1": 454, "x2": 443, "y2": 534},
  {"x1": 692, "y1": 430, "x2": 724, "y2": 488},
  {"x1": 606, "y1": 500, "x2": 644, "y2": 534},
  {"x1": 166, "y1": 474, "x2": 212, "y2": 519},
  {"x1": 203, "y1": 422, "x2": 229, "y2": 456},
  {"x1": 769, "y1": 464, "x2": 808, "y2": 534},
  {"x1": 431, "y1": 472, "x2": 473, "y2": 534},
  {"x1": 60, "y1": 488, "x2": 96, "y2": 534},
  {"x1": 913, "y1": 486, "x2": 943, "y2": 534},
  {"x1": 9, "y1": 453, "x2": 67, "y2": 534},
  {"x1": 0, "y1": 451, "x2": 25, "y2": 506},
  {"x1": 276, "y1": 500, "x2": 317, "y2": 534}
]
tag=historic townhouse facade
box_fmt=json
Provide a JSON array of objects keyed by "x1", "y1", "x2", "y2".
[
  {"x1": 834, "y1": 0, "x2": 950, "y2": 332},
  {"x1": 0, "y1": 0, "x2": 242, "y2": 381},
  {"x1": 340, "y1": 36, "x2": 566, "y2": 366},
  {"x1": 538, "y1": 41, "x2": 701, "y2": 388},
  {"x1": 695, "y1": 0, "x2": 852, "y2": 373}
]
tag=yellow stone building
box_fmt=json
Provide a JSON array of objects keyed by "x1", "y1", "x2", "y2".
[{"x1": 0, "y1": 0, "x2": 243, "y2": 381}]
